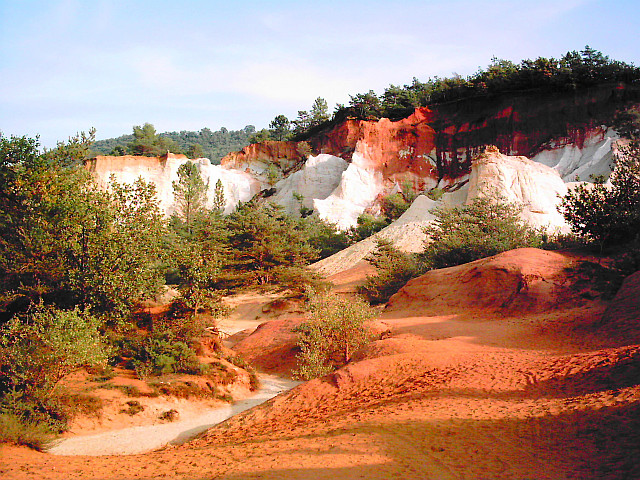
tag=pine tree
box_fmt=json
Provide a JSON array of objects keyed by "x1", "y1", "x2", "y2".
[{"x1": 172, "y1": 161, "x2": 208, "y2": 235}]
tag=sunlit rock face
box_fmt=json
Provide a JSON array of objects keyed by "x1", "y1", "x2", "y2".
[
  {"x1": 87, "y1": 84, "x2": 638, "y2": 230},
  {"x1": 468, "y1": 146, "x2": 569, "y2": 231},
  {"x1": 271, "y1": 154, "x2": 348, "y2": 216},
  {"x1": 84, "y1": 153, "x2": 260, "y2": 215},
  {"x1": 312, "y1": 146, "x2": 570, "y2": 276}
]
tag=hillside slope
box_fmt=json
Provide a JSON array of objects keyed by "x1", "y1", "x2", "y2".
[{"x1": 3, "y1": 248, "x2": 639, "y2": 480}]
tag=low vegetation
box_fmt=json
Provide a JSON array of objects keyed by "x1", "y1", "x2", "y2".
[
  {"x1": 421, "y1": 193, "x2": 545, "y2": 269},
  {"x1": 358, "y1": 240, "x2": 427, "y2": 304},
  {"x1": 560, "y1": 141, "x2": 640, "y2": 250},
  {"x1": 359, "y1": 193, "x2": 547, "y2": 304},
  {"x1": 293, "y1": 290, "x2": 375, "y2": 380}
]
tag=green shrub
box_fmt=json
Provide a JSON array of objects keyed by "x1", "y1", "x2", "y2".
[
  {"x1": 559, "y1": 141, "x2": 640, "y2": 250},
  {"x1": 422, "y1": 193, "x2": 544, "y2": 269},
  {"x1": 349, "y1": 213, "x2": 391, "y2": 242},
  {"x1": 293, "y1": 291, "x2": 375, "y2": 380},
  {"x1": 358, "y1": 239, "x2": 427, "y2": 304},
  {"x1": 380, "y1": 193, "x2": 411, "y2": 220},
  {"x1": 132, "y1": 332, "x2": 204, "y2": 378},
  {"x1": 0, "y1": 413, "x2": 54, "y2": 450},
  {"x1": 0, "y1": 307, "x2": 109, "y2": 404}
]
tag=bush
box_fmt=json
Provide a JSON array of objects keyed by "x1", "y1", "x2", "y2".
[
  {"x1": 559, "y1": 141, "x2": 640, "y2": 250},
  {"x1": 0, "y1": 306, "x2": 109, "y2": 397},
  {"x1": 358, "y1": 239, "x2": 427, "y2": 304},
  {"x1": 422, "y1": 193, "x2": 544, "y2": 269},
  {"x1": 0, "y1": 413, "x2": 54, "y2": 450},
  {"x1": 131, "y1": 331, "x2": 204, "y2": 378},
  {"x1": 348, "y1": 213, "x2": 391, "y2": 242},
  {"x1": 293, "y1": 291, "x2": 375, "y2": 380}
]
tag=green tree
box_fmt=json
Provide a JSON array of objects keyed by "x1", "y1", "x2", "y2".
[
  {"x1": 269, "y1": 115, "x2": 291, "y2": 141},
  {"x1": 0, "y1": 307, "x2": 109, "y2": 396},
  {"x1": 559, "y1": 142, "x2": 640, "y2": 249},
  {"x1": 293, "y1": 290, "x2": 374, "y2": 380},
  {"x1": 358, "y1": 239, "x2": 426, "y2": 304},
  {"x1": 0, "y1": 132, "x2": 167, "y2": 321},
  {"x1": 226, "y1": 202, "x2": 318, "y2": 286},
  {"x1": 422, "y1": 193, "x2": 544, "y2": 269},
  {"x1": 129, "y1": 123, "x2": 182, "y2": 157},
  {"x1": 249, "y1": 129, "x2": 271, "y2": 144},
  {"x1": 186, "y1": 143, "x2": 205, "y2": 159},
  {"x1": 172, "y1": 161, "x2": 209, "y2": 234},
  {"x1": 212, "y1": 179, "x2": 226, "y2": 213},
  {"x1": 310, "y1": 97, "x2": 330, "y2": 126},
  {"x1": 170, "y1": 210, "x2": 230, "y2": 316}
]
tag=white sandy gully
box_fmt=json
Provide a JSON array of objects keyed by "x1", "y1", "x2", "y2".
[{"x1": 47, "y1": 374, "x2": 300, "y2": 456}]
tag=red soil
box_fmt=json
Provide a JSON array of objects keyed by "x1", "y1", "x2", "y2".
[{"x1": 3, "y1": 248, "x2": 639, "y2": 480}]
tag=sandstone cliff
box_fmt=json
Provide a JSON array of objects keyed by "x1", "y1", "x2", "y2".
[
  {"x1": 86, "y1": 85, "x2": 638, "y2": 231},
  {"x1": 85, "y1": 153, "x2": 260, "y2": 215}
]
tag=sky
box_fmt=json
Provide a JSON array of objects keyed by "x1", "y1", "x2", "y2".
[{"x1": 1, "y1": 0, "x2": 639, "y2": 148}]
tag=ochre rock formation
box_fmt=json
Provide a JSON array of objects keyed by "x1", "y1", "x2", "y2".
[
  {"x1": 85, "y1": 153, "x2": 260, "y2": 215},
  {"x1": 311, "y1": 146, "x2": 570, "y2": 276},
  {"x1": 386, "y1": 248, "x2": 588, "y2": 315}
]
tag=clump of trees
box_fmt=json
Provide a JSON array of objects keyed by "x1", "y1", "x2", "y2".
[
  {"x1": 358, "y1": 239, "x2": 427, "y2": 304},
  {"x1": 421, "y1": 194, "x2": 545, "y2": 269},
  {"x1": 333, "y1": 46, "x2": 640, "y2": 124},
  {"x1": 293, "y1": 290, "x2": 374, "y2": 380},
  {"x1": 92, "y1": 124, "x2": 257, "y2": 163}
]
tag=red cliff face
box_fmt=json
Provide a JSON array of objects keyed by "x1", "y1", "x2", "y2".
[
  {"x1": 221, "y1": 84, "x2": 639, "y2": 190},
  {"x1": 221, "y1": 141, "x2": 308, "y2": 173}
]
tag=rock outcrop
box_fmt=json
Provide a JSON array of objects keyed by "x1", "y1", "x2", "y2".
[
  {"x1": 85, "y1": 153, "x2": 260, "y2": 215},
  {"x1": 386, "y1": 248, "x2": 583, "y2": 315},
  {"x1": 312, "y1": 146, "x2": 570, "y2": 276},
  {"x1": 86, "y1": 85, "x2": 638, "y2": 232}
]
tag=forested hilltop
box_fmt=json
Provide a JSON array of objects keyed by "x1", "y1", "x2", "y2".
[
  {"x1": 91, "y1": 47, "x2": 639, "y2": 163},
  {"x1": 91, "y1": 124, "x2": 256, "y2": 164}
]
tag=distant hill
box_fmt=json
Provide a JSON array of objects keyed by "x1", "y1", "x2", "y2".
[{"x1": 91, "y1": 125, "x2": 256, "y2": 164}]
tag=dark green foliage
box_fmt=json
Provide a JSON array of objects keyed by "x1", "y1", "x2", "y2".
[
  {"x1": 316, "y1": 47, "x2": 640, "y2": 135},
  {"x1": 0, "y1": 307, "x2": 109, "y2": 442},
  {"x1": 358, "y1": 239, "x2": 427, "y2": 304},
  {"x1": 249, "y1": 128, "x2": 271, "y2": 144},
  {"x1": 0, "y1": 307, "x2": 109, "y2": 396},
  {"x1": 128, "y1": 123, "x2": 183, "y2": 156},
  {"x1": 226, "y1": 201, "x2": 319, "y2": 287},
  {"x1": 169, "y1": 165, "x2": 230, "y2": 315},
  {"x1": 269, "y1": 115, "x2": 292, "y2": 141},
  {"x1": 292, "y1": 97, "x2": 331, "y2": 136},
  {"x1": 559, "y1": 142, "x2": 640, "y2": 249},
  {"x1": 91, "y1": 125, "x2": 256, "y2": 164},
  {"x1": 172, "y1": 161, "x2": 209, "y2": 233},
  {"x1": 380, "y1": 192, "x2": 411, "y2": 220},
  {"x1": 0, "y1": 133, "x2": 167, "y2": 321},
  {"x1": 422, "y1": 194, "x2": 544, "y2": 269},
  {"x1": 348, "y1": 213, "x2": 391, "y2": 243},
  {"x1": 300, "y1": 217, "x2": 351, "y2": 260},
  {"x1": 186, "y1": 143, "x2": 205, "y2": 159},
  {"x1": 293, "y1": 290, "x2": 375, "y2": 380}
]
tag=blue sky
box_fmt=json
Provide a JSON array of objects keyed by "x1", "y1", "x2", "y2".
[{"x1": 1, "y1": 0, "x2": 639, "y2": 148}]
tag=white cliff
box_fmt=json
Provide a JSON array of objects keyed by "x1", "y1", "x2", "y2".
[{"x1": 85, "y1": 154, "x2": 261, "y2": 215}]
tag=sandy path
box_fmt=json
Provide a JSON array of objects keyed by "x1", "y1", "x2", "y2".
[{"x1": 46, "y1": 374, "x2": 300, "y2": 456}]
